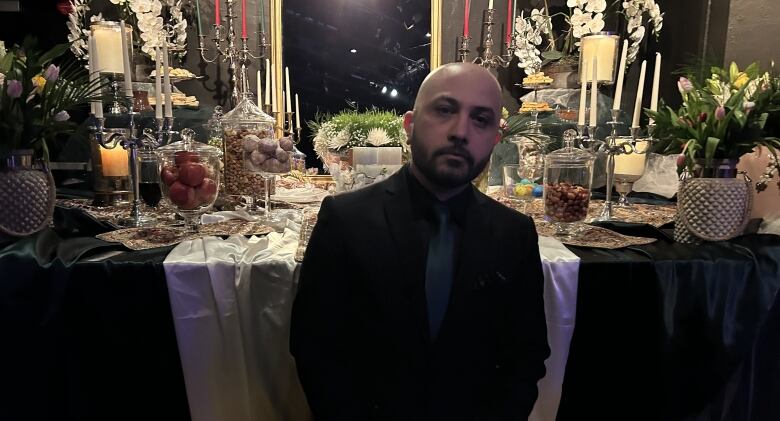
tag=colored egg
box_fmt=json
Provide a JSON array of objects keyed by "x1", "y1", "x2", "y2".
[
  {"x1": 520, "y1": 178, "x2": 533, "y2": 185},
  {"x1": 532, "y1": 185, "x2": 544, "y2": 197}
]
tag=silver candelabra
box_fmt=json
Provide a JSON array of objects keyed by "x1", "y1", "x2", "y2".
[
  {"x1": 91, "y1": 112, "x2": 173, "y2": 227},
  {"x1": 461, "y1": 8, "x2": 518, "y2": 68},
  {"x1": 198, "y1": 0, "x2": 269, "y2": 106}
]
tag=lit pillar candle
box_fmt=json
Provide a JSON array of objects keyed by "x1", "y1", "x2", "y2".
[
  {"x1": 590, "y1": 57, "x2": 598, "y2": 126},
  {"x1": 162, "y1": 39, "x2": 173, "y2": 118},
  {"x1": 578, "y1": 78, "x2": 587, "y2": 126},
  {"x1": 613, "y1": 39, "x2": 628, "y2": 110},
  {"x1": 270, "y1": 65, "x2": 277, "y2": 112},
  {"x1": 632, "y1": 60, "x2": 647, "y2": 128},
  {"x1": 100, "y1": 146, "x2": 129, "y2": 177},
  {"x1": 119, "y1": 20, "x2": 133, "y2": 98},
  {"x1": 215, "y1": 0, "x2": 221, "y2": 26},
  {"x1": 649, "y1": 52, "x2": 662, "y2": 124},
  {"x1": 154, "y1": 47, "x2": 163, "y2": 119},
  {"x1": 463, "y1": 0, "x2": 470, "y2": 37},
  {"x1": 88, "y1": 35, "x2": 103, "y2": 118},
  {"x1": 295, "y1": 94, "x2": 301, "y2": 129},
  {"x1": 285, "y1": 67, "x2": 292, "y2": 113},
  {"x1": 264, "y1": 59, "x2": 271, "y2": 107},
  {"x1": 256, "y1": 70, "x2": 262, "y2": 107}
]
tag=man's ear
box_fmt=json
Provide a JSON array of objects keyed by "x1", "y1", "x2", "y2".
[{"x1": 403, "y1": 111, "x2": 414, "y2": 144}]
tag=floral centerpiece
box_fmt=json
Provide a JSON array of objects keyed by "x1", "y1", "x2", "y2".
[
  {"x1": 649, "y1": 62, "x2": 780, "y2": 190},
  {"x1": 66, "y1": 0, "x2": 188, "y2": 60},
  {"x1": 0, "y1": 38, "x2": 105, "y2": 162},
  {"x1": 514, "y1": 0, "x2": 663, "y2": 75},
  {"x1": 310, "y1": 109, "x2": 406, "y2": 165}
]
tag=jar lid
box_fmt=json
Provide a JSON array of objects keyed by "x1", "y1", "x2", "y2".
[
  {"x1": 156, "y1": 128, "x2": 223, "y2": 158},
  {"x1": 546, "y1": 142, "x2": 595, "y2": 167},
  {"x1": 221, "y1": 94, "x2": 275, "y2": 125}
]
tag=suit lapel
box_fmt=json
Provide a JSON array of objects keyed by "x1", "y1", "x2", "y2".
[{"x1": 383, "y1": 170, "x2": 430, "y2": 344}]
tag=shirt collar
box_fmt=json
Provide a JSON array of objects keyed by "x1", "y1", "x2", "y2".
[{"x1": 404, "y1": 164, "x2": 474, "y2": 228}]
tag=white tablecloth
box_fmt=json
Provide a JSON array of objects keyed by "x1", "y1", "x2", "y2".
[
  {"x1": 163, "y1": 222, "x2": 311, "y2": 421},
  {"x1": 531, "y1": 236, "x2": 581, "y2": 421},
  {"x1": 164, "y1": 228, "x2": 578, "y2": 421}
]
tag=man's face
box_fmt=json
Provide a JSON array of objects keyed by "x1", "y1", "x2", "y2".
[{"x1": 405, "y1": 73, "x2": 500, "y2": 189}]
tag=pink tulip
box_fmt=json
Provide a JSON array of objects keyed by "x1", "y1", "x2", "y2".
[
  {"x1": 715, "y1": 105, "x2": 726, "y2": 120},
  {"x1": 677, "y1": 77, "x2": 694, "y2": 94},
  {"x1": 43, "y1": 64, "x2": 60, "y2": 82},
  {"x1": 676, "y1": 154, "x2": 686, "y2": 168},
  {"x1": 6, "y1": 80, "x2": 22, "y2": 98},
  {"x1": 698, "y1": 112, "x2": 708, "y2": 122}
]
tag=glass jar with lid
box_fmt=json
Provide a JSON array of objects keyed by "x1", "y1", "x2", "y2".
[
  {"x1": 220, "y1": 93, "x2": 276, "y2": 196},
  {"x1": 543, "y1": 133, "x2": 595, "y2": 234},
  {"x1": 156, "y1": 128, "x2": 223, "y2": 232},
  {"x1": 504, "y1": 123, "x2": 551, "y2": 209}
]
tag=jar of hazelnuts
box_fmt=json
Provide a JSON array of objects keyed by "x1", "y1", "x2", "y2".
[
  {"x1": 220, "y1": 94, "x2": 277, "y2": 196},
  {"x1": 543, "y1": 140, "x2": 595, "y2": 226}
]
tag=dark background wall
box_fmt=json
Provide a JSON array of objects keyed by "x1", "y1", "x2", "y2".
[{"x1": 3, "y1": 0, "x2": 772, "y2": 152}]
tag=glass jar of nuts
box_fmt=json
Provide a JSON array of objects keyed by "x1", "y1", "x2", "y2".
[
  {"x1": 543, "y1": 136, "x2": 595, "y2": 236},
  {"x1": 220, "y1": 94, "x2": 276, "y2": 197}
]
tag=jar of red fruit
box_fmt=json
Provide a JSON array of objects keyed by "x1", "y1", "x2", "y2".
[{"x1": 156, "y1": 128, "x2": 223, "y2": 232}]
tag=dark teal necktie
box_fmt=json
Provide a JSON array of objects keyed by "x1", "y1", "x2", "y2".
[{"x1": 425, "y1": 203, "x2": 455, "y2": 340}]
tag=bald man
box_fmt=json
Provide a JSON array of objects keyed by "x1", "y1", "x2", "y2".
[{"x1": 291, "y1": 63, "x2": 549, "y2": 421}]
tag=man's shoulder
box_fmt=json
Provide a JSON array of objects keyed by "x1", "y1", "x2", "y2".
[
  {"x1": 478, "y1": 190, "x2": 534, "y2": 228},
  {"x1": 319, "y1": 175, "x2": 395, "y2": 220}
]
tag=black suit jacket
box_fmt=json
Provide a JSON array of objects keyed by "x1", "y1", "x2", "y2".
[{"x1": 290, "y1": 167, "x2": 549, "y2": 421}]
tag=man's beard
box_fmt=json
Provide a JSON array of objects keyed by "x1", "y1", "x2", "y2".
[{"x1": 409, "y1": 132, "x2": 491, "y2": 189}]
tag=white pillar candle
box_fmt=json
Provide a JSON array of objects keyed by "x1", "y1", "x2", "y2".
[
  {"x1": 162, "y1": 39, "x2": 173, "y2": 118},
  {"x1": 614, "y1": 140, "x2": 649, "y2": 177},
  {"x1": 285, "y1": 67, "x2": 292, "y2": 113},
  {"x1": 91, "y1": 22, "x2": 125, "y2": 74},
  {"x1": 264, "y1": 59, "x2": 271, "y2": 107},
  {"x1": 256, "y1": 70, "x2": 262, "y2": 107},
  {"x1": 488, "y1": 0, "x2": 493, "y2": 9},
  {"x1": 271, "y1": 65, "x2": 277, "y2": 112},
  {"x1": 295, "y1": 94, "x2": 301, "y2": 129},
  {"x1": 578, "y1": 78, "x2": 587, "y2": 126},
  {"x1": 579, "y1": 34, "x2": 619, "y2": 83},
  {"x1": 632, "y1": 60, "x2": 647, "y2": 128},
  {"x1": 88, "y1": 35, "x2": 103, "y2": 118},
  {"x1": 613, "y1": 39, "x2": 628, "y2": 110},
  {"x1": 119, "y1": 20, "x2": 133, "y2": 98},
  {"x1": 154, "y1": 47, "x2": 163, "y2": 119},
  {"x1": 589, "y1": 57, "x2": 598, "y2": 126},
  {"x1": 649, "y1": 52, "x2": 662, "y2": 124}
]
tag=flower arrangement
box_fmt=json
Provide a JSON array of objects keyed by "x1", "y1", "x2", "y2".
[
  {"x1": 310, "y1": 109, "x2": 406, "y2": 164},
  {"x1": 513, "y1": 0, "x2": 663, "y2": 75},
  {"x1": 649, "y1": 62, "x2": 780, "y2": 189},
  {"x1": 0, "y1": 38, "x2": 106, "y2": 162},
  {"x1": 66, "y1": 0, "x2": 188, "y2": 60}
]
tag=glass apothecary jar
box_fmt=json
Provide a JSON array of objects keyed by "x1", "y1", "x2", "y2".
[
  {"x1": 221, "y1": 94, "x2": 276, "y2": 196},
  {"x1": 156, "y1": 129, "x2": 222, "y2": 232},
  {"x1": 543, "y1": 138, "x2": 595, "y2": 235}
]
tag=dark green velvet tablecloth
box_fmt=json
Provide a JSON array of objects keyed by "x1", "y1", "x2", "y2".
[{"x1": 1, "y1": 209, "x2": 778, "y2": 421}]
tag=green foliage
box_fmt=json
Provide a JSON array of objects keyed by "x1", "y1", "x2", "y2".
[
  {"x1": 0, "y1": 37, "x2": 109, "y2": 161},
  {"x1": 648, "y1": 61, "x2": 780, "y2": 171}
]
